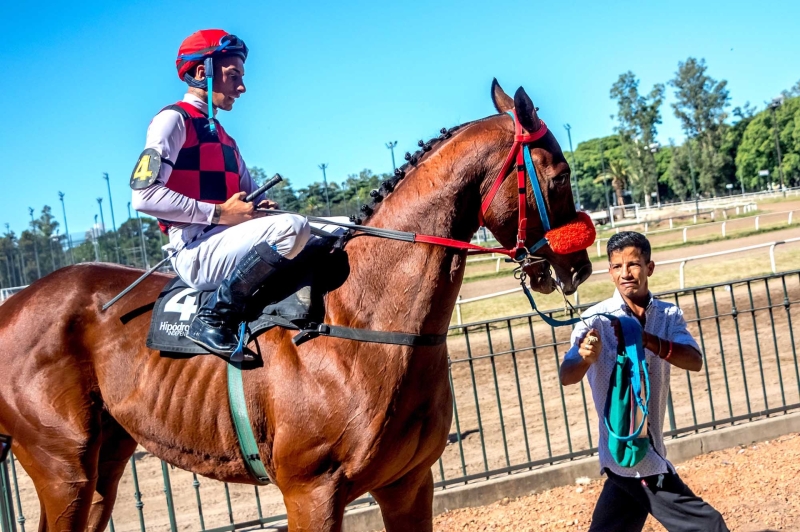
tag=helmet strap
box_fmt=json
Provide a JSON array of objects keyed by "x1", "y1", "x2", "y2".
[{"x1": 204, "y1": 57, "x2": 217, "y2": 134}]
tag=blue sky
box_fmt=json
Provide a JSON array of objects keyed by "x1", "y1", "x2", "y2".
[{"x1": 2, "y1": 0, "x2": 798, "y2": 236}]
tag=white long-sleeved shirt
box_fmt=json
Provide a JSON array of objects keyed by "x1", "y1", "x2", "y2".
[{"x1": 131, "y1": 93, "x2": 262, "y2": 249}]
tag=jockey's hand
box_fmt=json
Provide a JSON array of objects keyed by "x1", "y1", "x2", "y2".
[
  {"x1": 218, "y1": 192, "x2": 261, "y2": 226},
  {"x1": 577, "y1": 328, "x2": 601, "y2": 365},
  {"x1": 258, "y1": 199, "x2": 280, "y2": 210}
]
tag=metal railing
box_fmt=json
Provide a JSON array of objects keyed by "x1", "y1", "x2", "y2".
[{"x1": 3, "y1": 271, "x2": 800, "y2": 531}]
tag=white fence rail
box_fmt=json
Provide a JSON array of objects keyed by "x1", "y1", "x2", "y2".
[
  {"x1": 0, "y1": 286, "x2": 28, "y2": 303},
  {"x1": 594, "y1": 208, "x2": 796, "y2": 257},
  {"x1": 455, "y1": 237, "x2": 800, "y2": 324}
]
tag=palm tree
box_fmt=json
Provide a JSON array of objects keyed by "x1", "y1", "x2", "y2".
[{"x1": 594, "y1": 159, "x2": 629, "y2": 212}]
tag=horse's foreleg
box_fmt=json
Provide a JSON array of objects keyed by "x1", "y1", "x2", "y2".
[
  {"x1": 86, "y1": 418, "x2": 138, "y2": 532},
  {"x1": 371, "y1": 465, "x2": 435, "y2": 532},
  {"x1": 282, "y1": 476, "x2": 347, "y2": 532}
]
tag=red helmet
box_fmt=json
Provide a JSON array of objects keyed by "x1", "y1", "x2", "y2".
[{"x1": 176, "y1": 29, "x2": 248, "y2": 82}]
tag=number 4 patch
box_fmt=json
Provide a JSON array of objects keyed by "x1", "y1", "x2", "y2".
[{"x1": 129, "y1": 148, "x2": 162, "y2": 190}]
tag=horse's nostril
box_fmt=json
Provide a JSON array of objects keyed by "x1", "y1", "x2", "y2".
[{"x1": 572, "y1": 263, "x2": 592, "y2": 287}]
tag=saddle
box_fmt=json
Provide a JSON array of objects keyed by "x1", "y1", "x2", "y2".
[{"x1": 146, "y1": 237, "x2": 347, "y2": 356}]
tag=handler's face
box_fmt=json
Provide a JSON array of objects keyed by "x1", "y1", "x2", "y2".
[{"x1": 608, "y1": 246, "x2": 654, "y2": 300}]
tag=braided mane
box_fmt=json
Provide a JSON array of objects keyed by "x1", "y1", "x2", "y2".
[{"x1": 349, "y1": 124, "x2": 465, "y2": 224}]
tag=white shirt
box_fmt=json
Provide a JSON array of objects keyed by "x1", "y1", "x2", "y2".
[
  {"x1": 563, "y1": 289, "x2": 700, "y2": 478},
  {"x1": 131, "y1": 93, "x2": 261, "y2": 251}
]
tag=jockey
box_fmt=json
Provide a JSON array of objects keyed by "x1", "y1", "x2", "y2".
[{"x1": 131, "y1": 29, "x2": 313, "y2": 358}]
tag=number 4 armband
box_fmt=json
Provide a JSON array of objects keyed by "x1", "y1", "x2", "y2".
[{"x1": 130, "y1": 148, "x2": 165, "y2": 190}]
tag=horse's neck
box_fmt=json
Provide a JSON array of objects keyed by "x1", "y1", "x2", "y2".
[{"x1": 328, "y1": 124, "x2": 503, "y2": 337}]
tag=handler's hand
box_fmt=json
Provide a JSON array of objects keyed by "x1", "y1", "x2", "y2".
[
  {"x1": 578, "y1": 328, "x2": 602, "y2": 365},
  {"x1": 258, "y1": 199, "x2": 280, "y2": 210},
  {"x1": 218, "y1": 192, "x2": 261, "y2": 226}
]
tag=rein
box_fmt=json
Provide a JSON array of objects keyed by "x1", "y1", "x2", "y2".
[{"x1": 257, "y1": 111, "x2": 554, "y2": 263}]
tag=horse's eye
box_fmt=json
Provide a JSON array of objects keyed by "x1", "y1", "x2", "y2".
[{"x1": 551, "y1": 173, "x2": 570, "y2": 187}]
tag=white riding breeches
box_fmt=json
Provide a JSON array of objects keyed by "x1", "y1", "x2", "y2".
[{"x1": 171, "y1": 214, "x2": 348, "y2": 291}]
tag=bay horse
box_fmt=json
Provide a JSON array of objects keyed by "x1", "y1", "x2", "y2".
[{"x1": 0, "y1": 81, "x2": 592, "y2": 531}]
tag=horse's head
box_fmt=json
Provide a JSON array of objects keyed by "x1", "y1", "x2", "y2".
[{"x1": 480, "y1": 80, "x2": 593, "y2": 295}]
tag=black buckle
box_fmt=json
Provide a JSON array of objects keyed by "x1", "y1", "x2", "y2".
[{"x1": 292, "y1": 323, "x2": 331, "y2": 346}]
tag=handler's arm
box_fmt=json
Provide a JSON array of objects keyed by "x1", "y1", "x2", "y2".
[{"x1": 643, "y1": 332, "x2": 703, "y2": 372}]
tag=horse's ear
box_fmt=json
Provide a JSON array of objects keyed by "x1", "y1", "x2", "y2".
[
  {"x1": 491, "y1": 78, "x2": 514, "y2": 114},
  {"x1": 513, "y1": 87, "x2": 543, "y2": 133}
]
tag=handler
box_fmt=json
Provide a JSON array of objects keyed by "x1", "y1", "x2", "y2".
[
  {"x1": 559, "y1": 232, "x2": 728, "y2": 532},
  {"x1": 131, "y1": 29, "x2": 312, "y2": 357}
]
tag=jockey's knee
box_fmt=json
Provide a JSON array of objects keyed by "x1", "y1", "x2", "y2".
[{"x1": 261, "y1": 214, "x2": 310, "y2": 259}]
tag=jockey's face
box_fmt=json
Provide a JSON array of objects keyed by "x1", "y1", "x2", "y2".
[
  {"x1": 212, "y1": 56, "x2": 246, "y2": 111},
  {"x1": 193, "y1": 55, "x2": 246, "y2": 112}
]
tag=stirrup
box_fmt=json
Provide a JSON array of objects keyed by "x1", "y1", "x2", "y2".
[{"x1": 230, "y1": 322, "x2": 251, "y2": 363}]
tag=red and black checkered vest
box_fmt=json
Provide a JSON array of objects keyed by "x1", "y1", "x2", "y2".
[{"x1": 158, "y1": 101, "x2": 241, "y2": 232}]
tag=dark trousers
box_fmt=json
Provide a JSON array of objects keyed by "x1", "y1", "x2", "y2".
[{"x1": 588, "y1": 469, "x2": 729, "y2": 532}]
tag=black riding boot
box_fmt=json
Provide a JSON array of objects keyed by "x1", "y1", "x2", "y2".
[{"x1": 187, "y1": 243, "x2": 290, "y2": 357}]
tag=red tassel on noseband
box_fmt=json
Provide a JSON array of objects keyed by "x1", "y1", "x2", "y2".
[{"x1": 545, "y1": 212, "x2": 596, "y2": 255}]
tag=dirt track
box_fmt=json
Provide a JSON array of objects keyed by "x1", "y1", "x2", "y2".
[{"x1": 430, "y1": 433, "x2": 800, "y2": 532}]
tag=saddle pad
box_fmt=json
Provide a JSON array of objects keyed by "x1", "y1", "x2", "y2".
[
  {"x1": 146, "y1": 277, "x2": 305, "y2": 354},
  {"x1": 145, "y1": 237, "x2": 348, "y2": 355}
]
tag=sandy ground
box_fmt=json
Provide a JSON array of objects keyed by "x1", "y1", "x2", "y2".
[{"x1": 430, "y1": 433, "x2": 800, "y2": 532}]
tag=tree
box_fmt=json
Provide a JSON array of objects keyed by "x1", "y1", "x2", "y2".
[
  {"x1": 736, "y1": 95, "x2": 800, "y2": 190},
  {"x1": 566, "y1": 135, "x2": 627, "y2": 210},
  {"x1": 669, "y1": 57, "x2": 731, "y2": 194},
  {"x1": 610, "y1": 71, "x2": 665, "y2": 206},
  {"x1": 781, "y1": 79, "x2": 800, "y2": 99}
]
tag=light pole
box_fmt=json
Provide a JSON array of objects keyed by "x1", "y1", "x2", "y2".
[
  {"x1": 49, "y1": 233, "x2": 58, "y2": 271},
  {"x1": 385, "y1": 141, "x2": 398, "y2": 172},
  {"x1": 58, "y1": 192, "x2": 74, "y2": 264},
  {"x1": 135, "y1": 210, "x2": 150, "y2": 269},
  {"x1": 648, "y1": 142, "x2": 662, "y2": 208},
  {"x1": 768, "y1": 98, "x2": 786, "y2": 196},
  {"x1": 318, "y1": 163, "x2": 331, "y2": 216},
  {"x1": 4, "y1": 223, "x2": 25, "y2": 285},
  {"x1": 103, "y1": 173, "x2": 121, "y2": 262},
  {"x1": 96, "y1": 197, "x2": 105, "y2": 234},
  {"x1": 92, "y1": 215, "x2": 100, "y2": 262},
  {"x1": 4, "y1": 223, "x2": 16, "y2": 286},
  {"x1": 97, "y1": 197, "x2": 106, "y2": 261},
  {"x1": 563, "y1": 124, "x2": 582, "y2": 209},
  {"x1": 28, "y1": 207, "x2": 41, "y2": 279}
]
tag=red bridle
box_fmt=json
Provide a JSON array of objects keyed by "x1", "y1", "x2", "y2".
[{"x1": 414, "y1": 111, "x2": 549, "y2": 260}]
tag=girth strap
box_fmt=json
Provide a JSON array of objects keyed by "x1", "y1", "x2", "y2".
[
  {"x1": 292, "y1": 322, "x2": 448, "y2": 347},
  {"x1": 227, "y1": 361, "x2": 271, "y2": 485}
]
